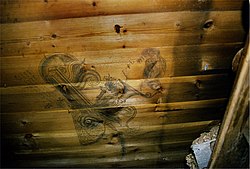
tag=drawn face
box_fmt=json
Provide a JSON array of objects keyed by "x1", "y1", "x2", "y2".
[
  {"x1": 123, "y1": 48, "x2": 166, "y2": 80},
  {"x1": 122, "y1": 59, "x2": 145, "y2": 79},
  {"x1": 122, "y1": 48, "x2": 166, "y2": 98}
]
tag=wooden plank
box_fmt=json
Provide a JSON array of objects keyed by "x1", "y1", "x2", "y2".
[
  {"x1": 1, "y1": 130, "x2": 197, "y2": 151},
  {"x1": 242, "y1": 117, "x2": 249, "y2": 144},
  {"x1": 0, "y1": 74, "x2": 231, "y2": 113},
  {"x1": 0, "y1": 11, "x2": 245, "y2": 57},
  {"x1": 11, "y1": 140, "x2": 195, "y2": 157},
  {"x1": 0, "y1": 0, "x2": 246, "y2": 23},
  {"x1": 2, "y1": 120, "x2": 217, "y2": 150},
  {"x1": 2, "y1": 120, "x2": 218, "y2": 167},
  {"x1": 0, "y1": 131, "x2": 191, "y2": 167},
  {"x1": 1, "y1": 97, "x2": 227, "y2": 114},
  {"x1": 0, "y1": 30, "x2": 245, "y2": 57},
  {"x1": 0, "y1": 43, "x2": 243, "y2": 86},
  {"x1": 1, "y1": 11, "x2": 244, "y2": 42},
  {"x1": 12, "y1": 139, "x2": 191, "y2": 162},
  {"x1": 209, "y1": 38, "x2": 249, "y2": 168},
  {"x1": 11, "y1": 150, "x2": 189, "y2": 167},
  {"x1": 1, "y1": 106, "x2": 224, "y2": 134}
]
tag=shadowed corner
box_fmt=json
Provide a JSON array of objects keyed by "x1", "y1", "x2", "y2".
[{"x1": 241, "y1": 0, "x2": 249, "y2": 38}]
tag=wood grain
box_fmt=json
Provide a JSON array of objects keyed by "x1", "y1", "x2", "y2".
[
  {"x1": 2, "y1": 120, "x2": 218, "y2": 168},
  {"x1": 0, "y1": 0, "x2": 246, "y2": 167},
  {"x1": 0, "y1": 0, "x2": 246, "y2": 23},
  {"x1": 2, "y1": 120, "x2": 217, "y2": 149},
  {"x1": 0, "y1": 11, "x2": 245, "y2": 57},
  {"x1": 0, "y1": 43, "x2": 242, "y2": 86},
  {"x1": 1, "y1": 11, "x2": 244, "y2": 42},
  {"x1": 2, "y1": 105, "x2": 224, "y2": 134},
  {"x1": 1, "y1": 74, "x2": 231, "y2": 113},
  {"x1": 1, "y1": 31, "x2": 245, "y2": 57},
  {"x1": 12, "y1": 150, "x2": 189, "y2": 167}
]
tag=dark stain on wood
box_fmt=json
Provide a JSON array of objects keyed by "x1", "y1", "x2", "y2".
[
  {"x1": 114, "y1": 24, "x2": 121, "y2": 33},
  {"x1": 20, "y1": 120, "x2": 29, "y2": 126},
  {"x1": 22, "y1": 134, "x2": 38, "y2": 150},
  {"x1": 195, "y1": 80, "x2": 202, "y2": 88},
  {"x1": 51, "y1": 33, "x2": 57, "y2": 39},
  {"x1": 203, "y1": 19, "x2": 214, "y2": 30}
]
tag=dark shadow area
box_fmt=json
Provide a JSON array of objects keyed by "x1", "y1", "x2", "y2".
[
  {"x1": 241, "y1": 0, "x2": 249, "y2": 36},
  {"x1": 158, "y1": 0, "x2": 249, "y2": 168},
  {"x1": 1, "y1": 138, "x2": 17, "y2": 168}
]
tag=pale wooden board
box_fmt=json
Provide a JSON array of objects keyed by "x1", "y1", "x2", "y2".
[
  {"x1": 1, "y1": 11, "x2": 244, "y2": 41},
  {"x1": 0, "y1": 44, "x2": 243, "y2": 86},
  {"x1": 0, "y1": 0, "x2": 246, "y2": 23},
  {"x1": 0, "y1": 31, "x2": 245, "y2": 57},
  {"x1": 0, "y1": 11, "x2": 245, "y2": 57},
  {"x1": 2, "y1": 120, "x2": 217, "y2": 150}
]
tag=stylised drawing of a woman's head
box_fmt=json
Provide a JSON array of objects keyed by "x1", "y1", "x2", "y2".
[
  {"x1": 140, "y1": 48, "x2": 166, "y2": 79},
  {"x1": 123, "y1": 48, "x2": 166, "y2": 96},
  {"x1": 123, "y1": 48, "x2": 166, "y2": 79}
]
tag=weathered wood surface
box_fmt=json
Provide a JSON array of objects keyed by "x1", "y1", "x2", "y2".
[
  {"x1": 0, "y1": 0, "x2": 246, "y2": 167},
  {"x1": 2, "y1": 120, "x2": 218, "y2": 167},
  {"x1": 2, "y1": 100, "x2": 225, "y2": 134},
  {"x1": 1, "y1": 74, "x2": 231, "y2": 113},
  {"x1": 2, "y1": 120, "x2": 219, "y2": 149},
  {"x1": 0, "y1": 0, "x2": 246, "y2": 23},
  {"x1": 1, "y1": 31, "x2": 244, "y2": 57},
  {"x1": 0, "y1": 43, "x2": 243, "y2": 86},
  {"x1": 0, "y1": 11, "x2": 245, "y2": 57},
  {"x1": 1, "y1": 11, "x2": 244, "y2": 42},
  {"x1": 11, "y1": 150, "x2": 189, "y2": 167}
]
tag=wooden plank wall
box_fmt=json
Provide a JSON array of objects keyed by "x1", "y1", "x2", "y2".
[{"x1": 0, "y1": 0, "x2": 247, "y2": 167}]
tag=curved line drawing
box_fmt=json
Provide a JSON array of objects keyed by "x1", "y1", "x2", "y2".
[
  {"x1": 39, "y1": 53, "x2": 137, "y2": 146},
  {"x1": 39, "y1": 48, "x2": 166, "y2": 150}
]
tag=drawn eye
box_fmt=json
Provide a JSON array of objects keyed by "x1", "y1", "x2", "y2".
[
  {"x1": 149, "y1": 82, "x2": 161, "y2": 90},
  {"x1": 58, "y1": 67, "x2": 66, "y2": 73},
  {"x1": 85, "y1": 119, "x2": 92, "y2": 125},
  {"x1": 78, "y1": 116, "x2": 103, "y2": 129}
]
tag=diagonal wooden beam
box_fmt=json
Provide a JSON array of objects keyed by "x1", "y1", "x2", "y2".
[{"x1": 209, "y1": 36, "x2": 249, "y2": 168}]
